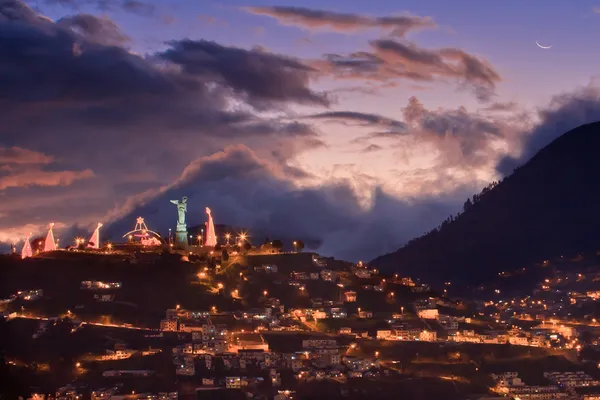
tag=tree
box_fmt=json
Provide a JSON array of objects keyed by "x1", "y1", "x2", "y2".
[
  {"x1": 271, "y1": 240, "x2": 283, "y2": 251},
  {"x1": 463, "y1": 197, "x2": 473, "y2": 212},
  {"x1": 214, "y1": 243, "x2": 222, "y2": 251},
  {"x1": 294, "y1": 240, "x2": 305, "y2": 252},
  {"x1": 243, "y1": 242, "x2": 252, "y2": 251}
]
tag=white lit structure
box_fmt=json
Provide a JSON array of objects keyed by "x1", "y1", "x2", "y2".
[
  {"x1": 21, "y1": 233, "x2": 33, "y2": 259},
  {"x1": 122, "y1": 216, "x2": 163, "y2": 246},
  {"x1": 43, "y1": 223, "x2": 56, "y2": 252},
  {"x1": 88, "y1": 223, "x2": 103, "y2": 249},
  {"x1": 204, "y1": 207, "x2": 217, "y2": 247}
]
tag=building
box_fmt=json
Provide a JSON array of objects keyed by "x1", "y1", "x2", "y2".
[
  {"x1": 419, "y1": 330, "x2": 437, "y2": 342},
  {"x1": 417, "y1": 309, "x2": 439, "y2": 319},
  {"x1": 376, "y1": 330, "x2": 392, "y2": 339},
  {"x1": 226, "y1": 377, "x2": 241, "y2": 389},
  {"x1": 320, "y1": 269, "x2": 336, "y2": 281},
  {"x1": 160, "y1": 319, "x2": 178, "y2": 332},
  {"x1": 343, "y1": 291, "x2": 357, "y2": 302}
]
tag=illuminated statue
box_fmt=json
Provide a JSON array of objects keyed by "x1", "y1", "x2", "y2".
[
  {"x1": 43, "y1": 223, "x2": 56, "y2": 252},
  {"x1": 205, "y1": 207, "x2": 217, "y2": 247},
  {"x1": 21, "y1": 233, "x2": 32, "y2": 259},
  {"x1": 170, "y1": 196, "x2": 188, "y2": 230},
  {"x1": 170, "y1": 196, "x2": 188, "y2": 249}
]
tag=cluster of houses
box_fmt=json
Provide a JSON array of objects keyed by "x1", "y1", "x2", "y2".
[
  {"x1": 80, "y1": 281, "x2": 122, "y2": 290},
  {"x1": 1, "y1": 289, "x2": 43, "y2": 305},
  {"x1": 492, "y1": 371, "x2": 600, "y2": 400}
]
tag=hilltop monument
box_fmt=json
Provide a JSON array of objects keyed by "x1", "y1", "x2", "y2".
[
  {"x1": 170, "y1": 196, "x2": 188, "y2": 249},
  {"x1": 205, "y1": 207, "x2": 217, "y2": 247}
]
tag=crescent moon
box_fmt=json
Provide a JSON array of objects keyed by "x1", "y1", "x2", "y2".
[{"x1": 536, "y1": 40, "x2": 552, "y2": 49}]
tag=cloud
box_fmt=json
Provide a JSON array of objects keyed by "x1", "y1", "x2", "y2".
[
  {"x1": 311, "y1": 39, "x2": 501, "y2": 102},
  {"x1": 244, "y1": 6, "x2": 436, "y2": 37},
  {"x1": 593, "y1": 6, "x2": 600, "y2": 14},
  {"x1": 480, "y1": 101, "x2": 518, "y2": 113},
  {"x1": 0, "y1": 168, "x2": 95, "y2": 190},
  {"x1": 34, "y1": 0, "x2": 155, "y2": 15},
  {"x1": 57, "y1": 14, "x2": 129, "y2": 46},
  {"x1": 0, "y1": 147, "x2": 54, "y2": 165},
  {"x1": 497, "y1": 83, "x2": 600, "y2": 175},
  {"x1": 0, "y1": 0, "x2": 330, "y2": 245},
  {"x1": 105, "y1": 144, "x2": 458, "y2": 262},
  {"x1": 159, "y1": 39, "x2": 329, "y2": 108},
  {"x1": 362, "y1": 144, "x2": 382, "y2": 153},
  {"x1": 306, "y1": 111, "x2": 406, "y2": 130}
]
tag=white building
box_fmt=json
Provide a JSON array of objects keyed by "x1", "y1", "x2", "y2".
[{"x1": 417, "y1": 309, "x2": 439, "y2": 319}]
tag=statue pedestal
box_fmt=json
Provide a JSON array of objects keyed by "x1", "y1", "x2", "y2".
[{"x1": 175, "y1": 230, "x2": 188, "y2": 250}]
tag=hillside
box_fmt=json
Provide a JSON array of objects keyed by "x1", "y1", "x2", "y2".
[{"x1": 370, "y1": 121, "x2": 600, "y2": 285}]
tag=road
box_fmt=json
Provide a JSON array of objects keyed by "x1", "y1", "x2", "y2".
[{"x1": 12, "y1": 314, "x2": 158, "y2": 332}]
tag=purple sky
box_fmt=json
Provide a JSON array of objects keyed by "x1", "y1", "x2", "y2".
[{"x1": 2, "y1": 0, "x2": 600, "y2": 260}]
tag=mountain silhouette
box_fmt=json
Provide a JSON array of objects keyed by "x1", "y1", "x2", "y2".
[{"x1": 370, "y1": 121, "x2": 600, "y2": 285}]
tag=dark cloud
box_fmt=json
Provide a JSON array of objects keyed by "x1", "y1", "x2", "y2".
[
  {"x1": 57, "y1": 13, "x2": 129, "y2": 45},
  {"x1": 105, "y1": 145, "x2": 457, "y2": 262},
  {"x1": 311, "y1": 39, "x2": 501, "y2": 102},
  {"x1": 306, "y1": 111, "x2": 406, "y2": 130},
  {"x1": 159, "y1": 39, "x2": 329, "y2": 108},
  {"x1": 33, "y1": 0, "x2": 155, "y2": 15},
  {"x1": 362, "y1": 144, "x2": 382, "y2": 153},
  {"x1": 244, "y1": 6, "x2": 436, "y2": 37},
  {"x1": 121, "y1": 0, "x2": 153, "y2": 15},
  {"x1": 497, "y1": 84, "x2": 600, "y2": 175}
]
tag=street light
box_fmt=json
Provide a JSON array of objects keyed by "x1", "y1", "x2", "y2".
[
  {"x1": 263, "y1": 290, "x2": 268, "y2": 297},
  {"x1": 225, "y1": 233, "x2": 231, "y2": 246}
]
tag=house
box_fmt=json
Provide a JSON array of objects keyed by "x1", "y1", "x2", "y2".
[
  {"x1": 376, "y1": 330, "x2": 392, "y2": 339},
  {"x1": 344, "y1": 291, "x2": 357, "y2": 303},
  {"x1": 226, "y1": 377, "x2": 241, "y2": 389},
  {"x1": 417, "y1": 309, "x2": 439, "y2": 320},
  {"x1": 160, "y1": 319, "x2": 178, "y2": 332},
  {"x1": 419, "y1": 330, "x2": 437, "y2": 342}
]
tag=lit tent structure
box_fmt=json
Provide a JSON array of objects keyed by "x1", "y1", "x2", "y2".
[
  {"x1": 88, "y1": 223, "x2": 103, "y2": 249},
  {"x1": 21, "y1": 233, "x2": 32, "y2": 259},
  {"x1": 205, "y1": 207, "x2": 217, "y2": 247},
  {"x1": 43, "y1": 223, "x2": 56, "y2": 252}
]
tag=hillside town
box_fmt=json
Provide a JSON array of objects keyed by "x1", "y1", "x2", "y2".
[{"x1": 6, "y1": 238, "x2": 600, "y2": 400}]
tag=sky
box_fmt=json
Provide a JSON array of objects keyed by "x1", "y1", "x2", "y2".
[{"x1": 3, "y1": 0, "x2": 600, "y2": 261}]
